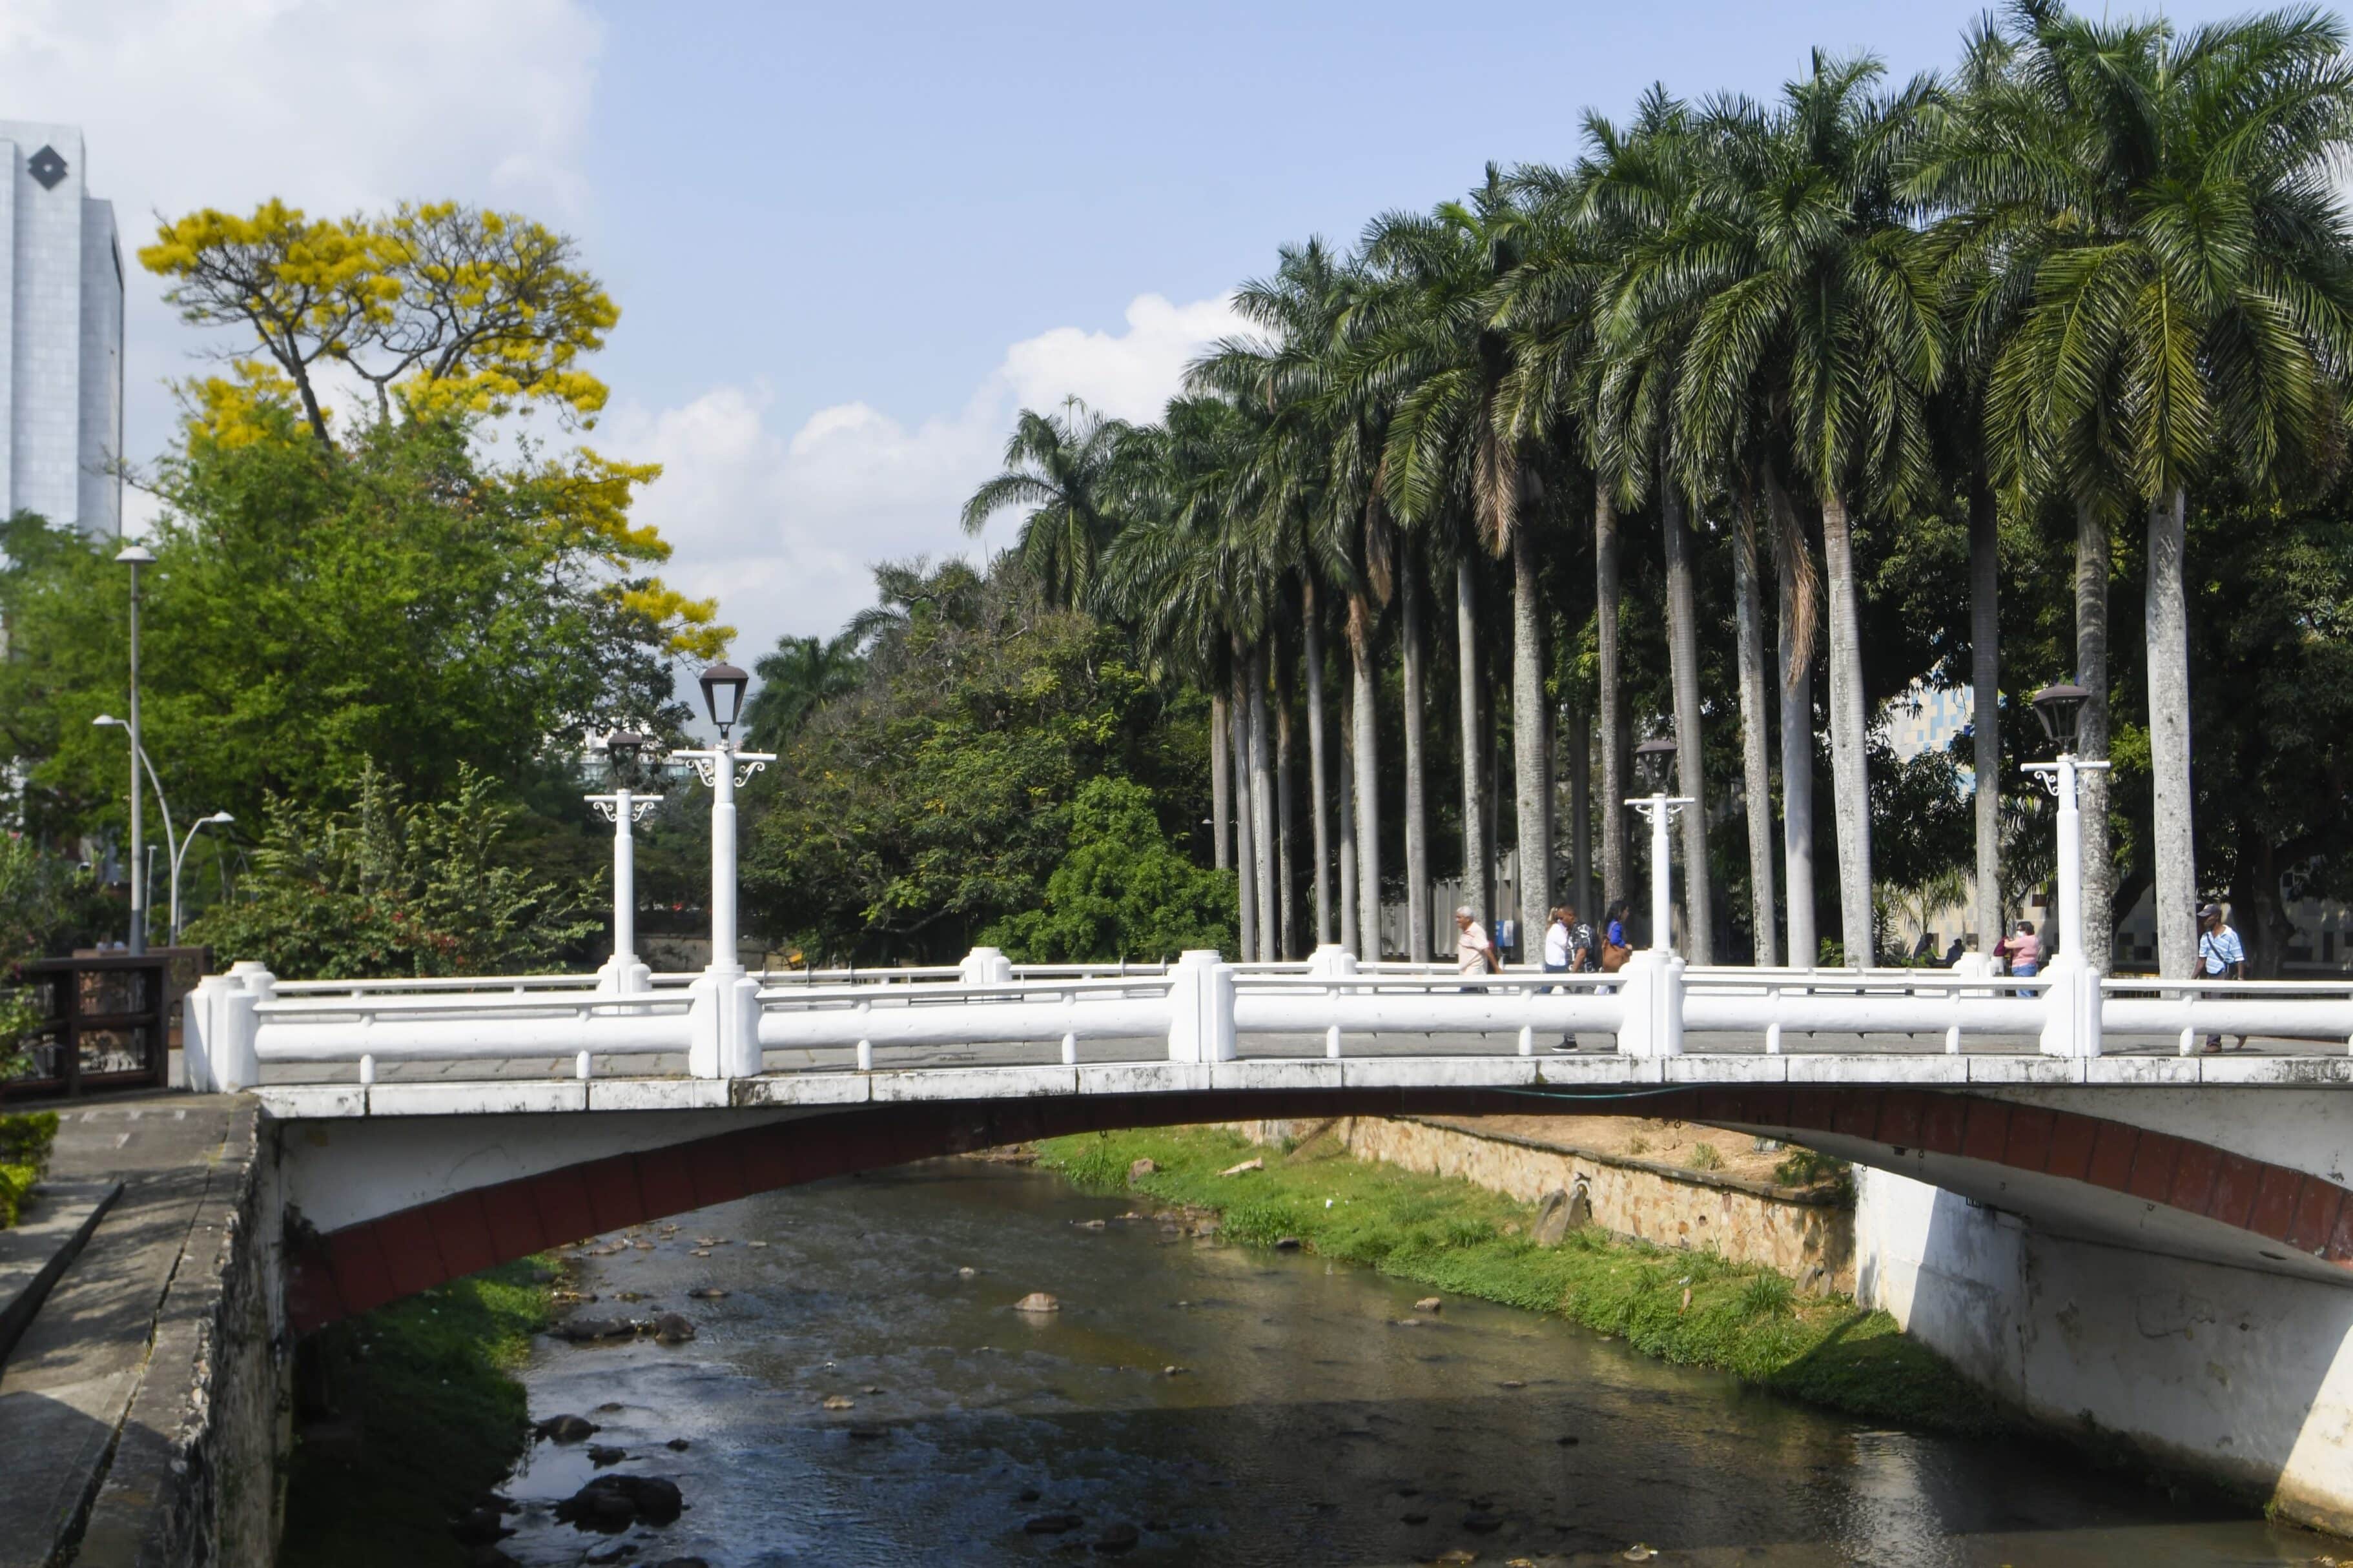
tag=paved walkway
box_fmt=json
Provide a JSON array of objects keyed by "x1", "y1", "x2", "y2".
[{"x1": 0, "y1": 1092, "x2": 245, "y2": 1568}]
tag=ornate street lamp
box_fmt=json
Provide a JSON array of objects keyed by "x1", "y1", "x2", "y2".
[
  {"x1": 673, "y1": 664, "x2": 776, "y2": 1075},
  {"x1": 588, "y1": 730, "x2": 661, "y2": 994},
  {"x1": 698, "y1": 662, "x2": 750, "y2": 740},
  {"x1": 2024, "y1": 679, "x2": 2112, "y2": 1055},
  {"x1": 1627, "y1": 735, "x2": 1692, "y2": 956},
  {"x1": 2026, "y1": 680, "x2": 2106, "y2": 970}
]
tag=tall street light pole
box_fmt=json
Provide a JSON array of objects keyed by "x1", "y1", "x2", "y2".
[
  {"x1": 673, "y1": 664, "x2": 774, "y2": 1077},
  {"x1": 588, "y1": 730, "x2": 661, "y2": 995},
  {"x1": 116, "y1": 544, "x2": 154, "y2": 952}
]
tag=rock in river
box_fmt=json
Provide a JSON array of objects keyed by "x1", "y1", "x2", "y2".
[
  {"x1": 553, "y1": 1474, "x2": 684, "y2": 1532},
  {"x1": 554, "y1": 1316, "x2": 635, "y2": 1343},
  {"x1": 1014, "y1": 1292, "x2": 1061, "y2": 1313},
  {"x1": 534, "y1": 1414, "x2": 599, "y2": 1442},
  {"x1": 652, "y1": 1312, "x2": 696, "y2": 1344},
  {"x1": 586, "y1": 1444, "x2": 627, "y2": 1467},
  {"x1": 1093, "y1": 1522, "x2": 1141, "y2": 1553},
  {"x1": 1414, "y1": 1296, "x2": 1443, "y2": 1313},
  {"x1": 1023, "y1": 1513, "x2": 1084, "y2": 1534}
]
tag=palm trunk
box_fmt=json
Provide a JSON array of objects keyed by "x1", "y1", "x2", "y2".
[
  {"x1": 1211, "y1": 691, "x2": 1231, "y2": 871},
  {"x1": 1510, "y1": 522, "x2": 1552, "y2": 964},
  {"x1": 1304, "y1": 578, "x2": 1333, "y2": 946},
  {"x1": 1455, "y1": 556, "x2": 1487, "y2": 927},
  {"x1": 1568, "y1": 697, "x2": 1593, "y2": 923},
  {"x1": 1821, "y1": 489, "x2": 1874, "y2": 968},
  {"x1": 1229, "y1": 669, "x2": 1257, "y2": 961},
  {"x1": 1339, "y1": 691, "x2": 1360, "y2": 957},
  {"x1": 2074, "y1": 498, "x2": 2113, "y2": 975},
  {"x1": 1249, "y1": 642, "x2": 1277, "y2": 964},
  {"x1": 1349, "y1": 595, "x2": 1382, "y2": 959},
  {"x1": 1661, "y1": 480, "x2": 1713, "y2": 963},
  {"x1": 1274, "y1": 631, "x2": 1298, "y2": 960},
  {"x1": 1594, "y1": 478, "x2": 1629, "y2": 915},
  {"x1": 1733, "y1": 495, "x2": 1778, "y2": 966},
  {"x1": 1769, "y1": 468, "x2": 1816, "y2": 968},
  {"x1": 1402, "y1": 562, "x2": 1432, "y2": 962},
  {"x1": 1971, "y1": 478, "x2": 2002, "y2": 961},
  {"x1": 2146, "y1": 485, "x2": 2197, "y2": 979}
]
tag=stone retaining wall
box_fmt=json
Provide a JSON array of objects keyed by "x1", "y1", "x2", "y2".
[
  {"x1": 1242, "y1": 1115, "x2": 1856, "y2": 1294},
  {"x1": 73, "y1": 1100, "x2": 284, "y2": 1567}
]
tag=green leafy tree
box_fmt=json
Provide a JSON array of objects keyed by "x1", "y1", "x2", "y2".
[
  {"x1": 743, "y1": 631, "x2": 864, "y2": 755},
  {"x1": 185, "y1": 762, "x2": 599, "y2": 979},
  {"x1": 981, "y1": 777, "x2": 1236, "y2": 961}
]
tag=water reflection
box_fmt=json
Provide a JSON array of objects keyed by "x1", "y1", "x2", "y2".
[{"x1": 494, "y1": 1160, "x2": 2325, "y2": 1567}]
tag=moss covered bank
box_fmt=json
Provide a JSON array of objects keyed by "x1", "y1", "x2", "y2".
[
  {"x1": 1038, "y1": 1125, "x2": 1998, "y2": 1437},
  {"x1": 278, "y1": 1257, "x2": 556, "y2": 1568}
]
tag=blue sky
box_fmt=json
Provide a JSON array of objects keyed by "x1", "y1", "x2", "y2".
[{"x1": 0, "y1": 0, "x2": 2282, "y2": 661}]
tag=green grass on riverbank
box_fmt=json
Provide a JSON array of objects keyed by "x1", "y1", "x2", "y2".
[
  {"x1": 1038, "y1": 1126, "x2": 1999, "y2": 1436},
  {"x1": 280, "y1": 1258, "x2": 556, "y2": 1568}
]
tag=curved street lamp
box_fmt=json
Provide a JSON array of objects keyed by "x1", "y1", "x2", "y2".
[{"x1": 171, "y1": 813, "x2": 234, "y2": 942}]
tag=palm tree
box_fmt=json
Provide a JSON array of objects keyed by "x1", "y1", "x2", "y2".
[
  {"x1": 1362, "y1": 168, "x2": 1562, "y2": 957},
  {"x1": 743, "y1": 630, "x2": 864, "y2": 755},
  {"x1": 1674, "y1": 54, "x2": 1943, "y2": 967},
  {"x1": 960, "y1": 398, "x2": 1140, "y2": 614},
  {"x1": 1971, "y1": 0, "x2": 2353, "y2": 979},
  {"x1": 1575, "y1": 90, "x2": 1720, "y2": 961}
]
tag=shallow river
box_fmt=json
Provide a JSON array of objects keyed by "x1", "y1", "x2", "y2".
[{"x1": 493, "y1": 1159, "x2": 2328, "y2": 1566}]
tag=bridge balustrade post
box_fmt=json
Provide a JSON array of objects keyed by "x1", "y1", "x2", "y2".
[
  {"x1": 1304, "y1": 943, "x2": 1357, "y2": 978},
  {"x1": 1613, "y1": 949, "x2": 1685, "y2": 1058},
  {"x1": 187, "y1": 961, "x2": 270, "y2": 1092},
  {"x1": 959, "y1": 946, "x2": 1014, "y2": 986},
  {"x1": 1166, "y1": 950, "x2": 1236, "y2": 1063},
  {"x1": 687, "y1": 970, "x2": 764, "y2": 1079},
  {"x1": 2037, "y1": 953, "x2": 2103, "y2": 1058}
]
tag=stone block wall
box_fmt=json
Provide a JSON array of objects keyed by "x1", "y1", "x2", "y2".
[
  {"x1": 73, "y1": 1100, "x2": 285, "y2": 1566},
  {"x1": 1240, "y1": 1115, "x2": 1856, "y2": 1293}
]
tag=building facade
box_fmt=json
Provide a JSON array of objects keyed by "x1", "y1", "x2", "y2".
[{"x1": 0, "y1": 121, "x2": 121, "y2": 537}]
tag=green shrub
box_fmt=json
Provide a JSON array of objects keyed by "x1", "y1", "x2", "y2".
[
  {"x1": 0, "y1": 1110, "x2": 59, "y2": 1228},
  {"x1": 1687, "y1": 1142, "x2": 1725, "y2": 1171}
]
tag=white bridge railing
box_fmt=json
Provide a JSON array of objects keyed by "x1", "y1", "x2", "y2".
[{"x1": 178, "y1": 943, "x2": 2353, "y2": 1093}]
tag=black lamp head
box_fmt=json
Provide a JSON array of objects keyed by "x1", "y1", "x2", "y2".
[
  {"x1": 2031, "y1": 682, "x2": 2091, "y2": 754},
  {"x1": 602, "y1": 729, "x2": 646, "y2": 780},
  {"x1": 699, "y1": 662, "x2": 750, "y2": 737},
  {"x1": 1635, "y1": 735, "x2": 1676, "y2": 790}
]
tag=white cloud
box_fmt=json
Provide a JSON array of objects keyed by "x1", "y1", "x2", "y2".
[{"x1": 610, "y1": 292, "x2": 1246, "y2": 662}]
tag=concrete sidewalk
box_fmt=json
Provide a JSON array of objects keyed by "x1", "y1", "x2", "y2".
[{"x1": 0, "y1": 1092, "x2": 248, "y2": 1568}]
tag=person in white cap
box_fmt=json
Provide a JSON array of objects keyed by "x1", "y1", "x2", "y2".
[{"x1": 1454, "y1": 905, "x2": 1496, "y2": 977}]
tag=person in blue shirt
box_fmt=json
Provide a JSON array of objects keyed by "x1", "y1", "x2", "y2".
[{"x1": 2199, "y1": 902, "x2": 2247, "y2": 1053}]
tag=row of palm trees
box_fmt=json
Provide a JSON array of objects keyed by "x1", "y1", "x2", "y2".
[{"x1": 961, "y1": 1, "x2": 2353, "y2": 975}]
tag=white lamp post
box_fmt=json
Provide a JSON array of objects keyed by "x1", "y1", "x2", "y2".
[
  {"x1": 672, "y1": 664, "x2": 774, "y2": 1077},
  {"x1": 169, "y1": 811, "x2": 234, "y2": 942},
  {"x1": 2026, "y1": 680, "x2": 2110, "y2": 1056},
  {"x1": 1627, "y1": 735, "x2": 1694, "y2": 955},
  {"x1": 115, "y1": 544, "x2": 154, "y2": 952},
  {"x1": 588, "y1": 730, "x2": 661, "y2": 995}
]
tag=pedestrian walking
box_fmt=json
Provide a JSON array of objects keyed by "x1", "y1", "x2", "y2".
[
  {"x1": 2199, "y1": 902, "x2": 2248, "y2": 1053},
  {"x1": 1997, "y1": 920, "x2": 2040, "y2": 992},
  {"x1": 1454, "y1": 904, "x2": 1497, "y2": 984},
  {"x1": 1543, "y1": 904, "x2": 1586, "y2": 1052}
]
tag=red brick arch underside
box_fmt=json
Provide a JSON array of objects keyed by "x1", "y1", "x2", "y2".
[{"x1": 283, "y1": 1084, "x2": 2353, "y2": 1332}]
